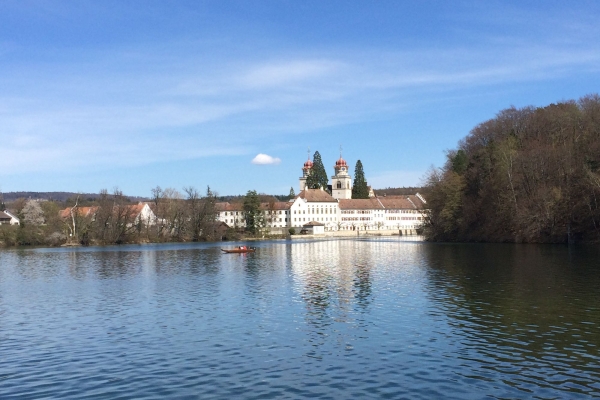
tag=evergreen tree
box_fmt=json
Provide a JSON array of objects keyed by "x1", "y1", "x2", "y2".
[
  {"x1": 288, "y1": 187, "x2": 296, "y2": 199},
  {"x1": 450, "y1": 149, "x2": 468, "y2": 175},
  {"x1": 243, "y1": 190, "x2": 264, "y2": 235},
  {"x1": 352, "y1": 160, "x2": 369, "y2": 199},
  {"x1": 306, "y1": 151, "x2": 330, "y2": 192}
]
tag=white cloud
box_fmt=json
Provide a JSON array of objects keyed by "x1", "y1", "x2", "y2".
[
  {"x1": 240, "y1": 60, "x2": 340, "y2": 89},
  {"x1": 251, "y1": 153, "x2": 281, "y2": 165}
]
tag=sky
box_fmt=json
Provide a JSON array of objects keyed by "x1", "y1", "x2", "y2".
[{"x1": 1, "y1": 0, "x2": 599, "y2": 197}]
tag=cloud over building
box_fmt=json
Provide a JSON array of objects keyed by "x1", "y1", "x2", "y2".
[{"x1": 251, "y1": 153, "x2": 282, "y2": 165}]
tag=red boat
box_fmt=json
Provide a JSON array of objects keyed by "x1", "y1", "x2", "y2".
[{"x1": 221, "y1": 246, "x2": 256, "y2": 253}]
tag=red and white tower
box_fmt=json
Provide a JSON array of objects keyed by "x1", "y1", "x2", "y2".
[
  {"x1": 331, "y1": 148, "x2": 352, "y2": 200},
  {"x1": 299, "y1": 150, "x2": 313, "y2": 192}
]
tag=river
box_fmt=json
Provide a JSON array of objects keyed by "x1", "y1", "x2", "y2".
[{"x1": 1, "y1": 238, "x2": 599, "y2": 399}]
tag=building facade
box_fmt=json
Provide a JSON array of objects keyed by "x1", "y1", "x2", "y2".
[{"x1": 216, "y1": 154, "x2": 427, "y2": 234}]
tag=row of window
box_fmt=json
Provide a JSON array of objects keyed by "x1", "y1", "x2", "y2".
[
  {"x1": 222, "y1": 210, "x2": 290, "y2": 216},
  {"x1": 224, "y1": 209, "x2": 420, "y2": 217},
  {"x1": 293, "y1": 217, "x2": 333, "y2": 222},
  {"x1": 294, "y1": 208, "x2": 336, "y2": 214}
]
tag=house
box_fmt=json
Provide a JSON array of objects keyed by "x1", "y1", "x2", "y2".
[
  {"x1": 58, "y1": 202, "x2": 157, "y2": 226},
  {"x1": 290, "y1": 189, "x2": 339, "y2": 230},
  {"x1": 216, "y1": 200, "x2": 293, "y2": 230},
  {"x1": 0, "y1": 210, "x2": 20, "y2": 225},
  {"x1": 301, "y1": 221, "x2": 325, "y2": 235},
  {"x1": 129, "y1": 202, "x2": 157, "y2": 226}
]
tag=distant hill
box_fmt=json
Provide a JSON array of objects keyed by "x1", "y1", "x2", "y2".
[
  {"x1": 373, "y1": 187, "x2": 424, "y2": 196},
  {"x1": 2, "y1": 189, "x2": 422, "y2": 204},
  {"x1": 217, "y1": 193, "x2": 293, "y2": 203},
  {"x1": 1, "y1": 191, "x2": 148, "y2": 203}
]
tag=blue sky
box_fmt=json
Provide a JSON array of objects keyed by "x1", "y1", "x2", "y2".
[{"x1": 1, "y1": 0, "x2": 599, "y2": 197}]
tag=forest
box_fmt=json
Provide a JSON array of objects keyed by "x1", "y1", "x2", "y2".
[{"x1": 423, "y1": 94, "x2": 600, "y2": 243}]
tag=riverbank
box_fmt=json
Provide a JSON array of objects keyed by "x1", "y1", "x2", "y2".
[{"x1": 290, "y1": 229, "x2": 421, "y2": 239}]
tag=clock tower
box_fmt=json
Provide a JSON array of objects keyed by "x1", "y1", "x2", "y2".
[{"x1": 331, "y1": 154, "x2": 352, "y2": 200}]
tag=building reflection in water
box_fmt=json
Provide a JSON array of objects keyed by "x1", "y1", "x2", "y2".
[{"x1": 288, "y1": 238, "x2": 423, "y2": 359}]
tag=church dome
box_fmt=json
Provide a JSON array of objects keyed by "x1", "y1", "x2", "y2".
[
  {"x1": 303, "y1": 159, "x2": 313, "y2": 169},
  {"x1": 335, "y1": 157, "x2": 347, "y2": 168}
]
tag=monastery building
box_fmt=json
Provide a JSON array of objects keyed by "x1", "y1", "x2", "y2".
[{"x1": 216, "y1": 154, "x2": 426, "y2": 234}]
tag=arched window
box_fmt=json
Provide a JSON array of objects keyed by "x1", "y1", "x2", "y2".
[{"x1": 337, "y1": 181, "x2": 341, "y2": 189}]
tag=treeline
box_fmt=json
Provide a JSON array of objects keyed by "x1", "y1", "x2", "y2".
[
  {"x1": 374, "y1": 187, "x2": 424, "y2": 196},
  {"x1": 217, "y1": 193, "x2": 293, "y2": 203},
  {"x1": 1, "y1": 191, "x2": 148, "y2": 202},
  {"x1": 423, "y1": 94, "x2": 600, "y2": 243},
  {"x1": 0, "y1": 186, "x2": 225, "y2": 247}
]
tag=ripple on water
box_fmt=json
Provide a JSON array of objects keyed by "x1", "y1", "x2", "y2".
[{"x1": 0, "y1": 241, "x2": 599, "y2": 399}]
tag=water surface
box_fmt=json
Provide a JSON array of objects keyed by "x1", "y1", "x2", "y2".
[{"x1": 1, "y1": 239, "x2": 599, "y2": 399}]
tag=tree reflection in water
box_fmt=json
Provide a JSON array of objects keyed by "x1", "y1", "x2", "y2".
[{"x1": 422, "y1": 243, "x2": 600, "y2": 397}]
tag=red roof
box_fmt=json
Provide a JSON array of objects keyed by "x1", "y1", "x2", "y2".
[
  {"x1": 215, "y1": 202, "x2": 241, "y2": 212},
  {"x1": 303, "y1": 221, "x2": 325, "y2": 226},
  {"x1": 216, "y1": 202, "x2": 292, "y2": 212},
  {"x1": 260, "y1": 202, "x2": 292, "y2": 211},
  {"x1": 297, "y1": 189, "x2": 337, "y2": 203},
  {"x1": 334, "y1": 157, "x2": 348, "y2": 168},
  {"x1": 59, "y1": 206, "x2": 98, "y2": 219},
  {"x1": 378, "y1": 195, "x2": 425, "y2": 209},
  {"x1": 338, "y1": 198, "x2": 383, "y2": 210},
  {"x1": 58, "y1": 203, "x2": 149, "y2": 219}
]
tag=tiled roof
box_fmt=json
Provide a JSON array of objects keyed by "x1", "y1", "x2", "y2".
[
  {"x1": 215, "y1": 202, "x2": 243, "y2": 212},
  {"x1": 217, "y1": 202, "x2": 292, "y2": 212},
  {"x1": 59, "y1": 206, "x2": 98, "y2": 219},
  {"x1": 338, "y1": 198, "x2": 384, "y2": 210},
  {"x1": 303, "y1": 221, "x2": 325, "y2": 226},
  {"x1": 377, "y1": 197, "x2": 416, "y2": 209},
  {"x1": 58, "y1": 203, "x2": 150, "y2": 219},
  {"x1": 407, "y1": 194, "x2": 426, "y2": 208},
  {"x1": 0, "y1": 211, "x2": 11, "y2": 220},
  {"x1": 297, "y1": 189, "x2": 337, "y2": 203},
  {"x1": 260, "y1": 202, "x2": 292, "y2": 210},
  {"x1": 338, "y1": 194, "x2": 426, "y2": 210}
]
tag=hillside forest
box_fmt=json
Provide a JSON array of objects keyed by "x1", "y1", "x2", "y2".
[{"x1": 423, "y1": 94, "x2": 600, "y2": 243}]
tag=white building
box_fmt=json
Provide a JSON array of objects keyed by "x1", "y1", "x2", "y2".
[
  {"x1": 302, "y1": 221, "x2": 325, "y2": 235},
  {"x1": 216, "y1": 153, "x2": 427, "y2": 233},
  {"x1": 0, "y1": 210, "x2": 20, "y2": 225}
]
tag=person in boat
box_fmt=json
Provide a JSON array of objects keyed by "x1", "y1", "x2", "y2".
[{"x1": 239, "y1": 246, "x2": 246, "y2": 250}]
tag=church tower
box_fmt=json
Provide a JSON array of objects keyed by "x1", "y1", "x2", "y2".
[
  {"x1": 331, "y1": 152, "x2": 352, "y2": 200},
  {"x1": 299, "y1": 153, "x2": 313, "y2": 192}
]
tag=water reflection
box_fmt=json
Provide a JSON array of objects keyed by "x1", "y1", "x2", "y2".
[
  {"x1": 422, "y1": 243, "x2": 600, "y2": 397},
  {"x1": 1, "y1": 240, "x2": 598, "y2": 399},
  {"x1": 354, "y1": 263, "x2": 372, "y2": 310}
]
